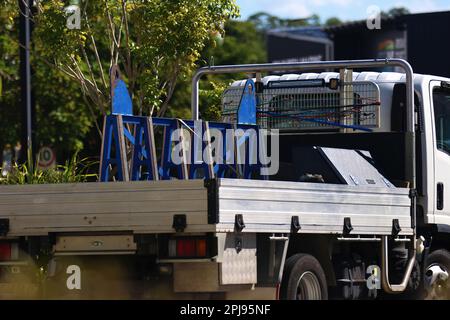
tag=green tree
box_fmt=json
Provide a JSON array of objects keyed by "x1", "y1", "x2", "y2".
[
  {"x1": 248, "y1": 11, "x2": 321, "y2": 30},
  {"x1": 33, "y1": 63, "x2": 94, "y2": 158},
  {"x1": 0, "y1": 0, "x2": 239, "y2": 160},
  {"x1": 0, "y1": 2, "x2": 97, "y2": 160},
  {"x1": 325, "y1": 17, "x2": 342, "y2": 26},
  {"x1": 168, "y1": 19, "x2": 267, "y2": 121},
  {"x1": 0, "y1": 2, "x2": 22, "y2": 150},
  {"x1": 386, "y1": 7, "x2": 410, "y2": 17},
  {"x1": 20, "y1": 0, "x2": 239, "y2": 120},
  {"x1": 204, "y1": 20, "x2": 267, "y2": 66},
  {"x1": 381, "y1": 7, "x2": 410, "y2": 19}
]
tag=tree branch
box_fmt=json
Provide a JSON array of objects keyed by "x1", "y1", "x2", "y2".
[
  {"x1": 80, "y1": 45, "x2": 100, "y2": 96},
  {"x1": 70, "y1": 55, "x2": 106, "y2": 115},
  {"x1": 157, "y1": 64, "x2": 180, "y2": 117},
  {"x1": 121, "y1": 0, "x2": 133, "y2": 81},
  {"x1": 81, "y1": 93, "x2": 103, "y2": 139},
  {"x1": 84, "y1": 14, "x2": 108, "y2": 91},
  {"x1": 114, "y1": 12, "x2": 125, "y2": 65},
  {"x1": 104, "y1": 0, "x2": 120, "y2": 71}
]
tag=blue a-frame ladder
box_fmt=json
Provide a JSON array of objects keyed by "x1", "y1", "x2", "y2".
[
  {"x1": 99, "y1": 115, "x2": 267, "y2": 182},
  {"x1": 99, "y1": 68, "x2": 265, "y2": 182},
  {"x1": 99, "y1": 114, "x2": 129, "y2": 182},
  {"x1": 99, "y1": 115, "x2": 159, "y2": 182}
]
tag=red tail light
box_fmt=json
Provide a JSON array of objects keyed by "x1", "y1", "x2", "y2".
[
  {"x1": 0, "y1": 243, "x2": 11, "y2": 261},
  {"x1": 168, "y1": 238, "x2": 208, "y2": 258},
  {"x1": 177, "y1": 239, "x2": 196, "y2": 257},
  {"x1": 196, "y1": 239, "x2": 207, "y2": 257}
]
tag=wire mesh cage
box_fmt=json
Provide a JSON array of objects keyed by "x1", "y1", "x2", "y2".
[
  {"x1": 221, "y1": 86, "x2": 242, "y2": 124},
  {"x1": 221, "y1": 79, "x2": 381, "y2": 131}
]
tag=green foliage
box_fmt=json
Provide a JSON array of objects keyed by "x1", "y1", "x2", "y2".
[
  {"x1": 0, "y1": 3, "x2": 21, "y2": 149},
  {"x1": 0, "y1": 0, "x2": 239, "y2": 160},
  {"x1": 325, "y1": 17, "x2": 342, "y2": 26},
  {"x1": 248, "y1": 12, "x2": 322, "y2": 30},
  {"x1": 34, "y1": 63, "x2": 94, "y2": 155},
  {"x1": 0, "y1": 2, "x2": 18, "y2": 81},
  {"x1": 0, "y1": 2, "x2": 97, "y2": 158},
  {"x1": 381, "y1": 7, "x2": 410, "y2": 19},
  {"x1": 199, "y1": 81, "x2": 229, "y2": 121},
  {"x1": 167, "y1": 19, "x2": 267, "y2": 121},
  {"x1": 204, "y1": 20, "x2": 267, "y2": 66},
  {"x1": 0, "y1": 152, "x2": 97, "y2": 185},
  {"x1": 31, "y1": 0, "x2": 240, "y2": 117}
]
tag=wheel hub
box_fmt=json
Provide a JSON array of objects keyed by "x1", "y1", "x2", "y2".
[
  {"x1": 425, "y1": 264, "x2": 449, "y2": 300},
  {"x1": 296, "y1": 271, "x2": 322, "y2": 300}
]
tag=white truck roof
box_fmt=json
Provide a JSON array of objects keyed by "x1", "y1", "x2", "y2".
[
  {"x1": 230, "y1": 72, "x2": 450, "y2": 87},
  {"x1": 226, "y1": 71, "x2": 450, "y2": 133}
]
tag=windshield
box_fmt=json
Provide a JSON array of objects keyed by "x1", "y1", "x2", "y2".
[{"x1": 433, "y1": 88, "x2": 450, "y2": 154}]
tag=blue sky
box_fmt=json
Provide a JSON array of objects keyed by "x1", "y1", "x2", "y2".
[{"x1": 236, "y1": 0, "x2": 450, "y2": 22}]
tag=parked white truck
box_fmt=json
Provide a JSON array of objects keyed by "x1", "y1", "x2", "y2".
[{"x1": 0, "y1": 59, "x2": 448, "y2": 300}]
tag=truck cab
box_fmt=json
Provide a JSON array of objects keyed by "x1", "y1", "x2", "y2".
[{"x1": 222, "y1": 68, "x2": 450, "y2": 299}]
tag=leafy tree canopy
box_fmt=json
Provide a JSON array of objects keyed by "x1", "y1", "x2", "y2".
[
  {"x1": 381, "y1": 7, "x2": 410, "y2": 19},
  {"x1": 0, "y1": 0, "x2": 239, "y2": 159},
  {"x1": 248, "y1": 11, "x2": 323, "y2": 30}
]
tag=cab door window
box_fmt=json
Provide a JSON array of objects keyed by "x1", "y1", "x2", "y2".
[{"x1": 433, "y1": 89, "x2": 450, "y2": 154}]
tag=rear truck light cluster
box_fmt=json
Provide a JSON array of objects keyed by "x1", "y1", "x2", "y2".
[
  {"x1": 0, "y1": 242, "x2": 19, "y2": 261},
  {"x1": 169, "y1": 238, "x2": 207, "y2": 258},
  {"x1": 159, "y1": 235, "x2": 217, "y2": 259}
]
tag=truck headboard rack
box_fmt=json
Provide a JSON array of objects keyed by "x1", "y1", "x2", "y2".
[{"x1": 222, "y1": 78, "x2": 381, "y2": 131}]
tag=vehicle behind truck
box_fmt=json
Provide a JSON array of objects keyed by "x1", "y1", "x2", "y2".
[{"x1": 0, "y1": 59, "x2": 448, "y2": 300}]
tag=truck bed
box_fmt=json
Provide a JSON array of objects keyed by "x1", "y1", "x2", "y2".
[{"x1": 0, "y1": 179, "x2": 413, "y2": 237}]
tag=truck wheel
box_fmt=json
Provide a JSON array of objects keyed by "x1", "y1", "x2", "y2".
[
  {"x1": 280, "y1": 253, "x2": 328, "y2": 300},
  {"x1": 423, "y1": 249, "x2": 450, "y2": 300}
]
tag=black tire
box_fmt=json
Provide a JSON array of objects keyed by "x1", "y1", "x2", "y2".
[
  {"x1": 423, "y1": 249, "x2": 450, "y2": 300},
  {"x1": 280, "y1": 253, "x2": 328, "y2": 300}
]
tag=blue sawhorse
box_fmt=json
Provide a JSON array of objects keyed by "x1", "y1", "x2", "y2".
[
  {"x1": 100, "y1": 114, "x2": 160, "y2": 182},
  {"x1": 99, "y1": 115, "x2": 267, "y2": 182},
  {"x1": 100, "y1": 65, "x2": 265, "y2": 182}
]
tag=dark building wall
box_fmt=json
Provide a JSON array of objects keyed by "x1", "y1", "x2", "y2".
[
  {"x1": 266, "y1": 33, "x2": 333, "y2": 74},
  {"x1": 330, "y1": 11, "x2": 450, "y2": 77},
  {"x1": 267, "y1": 34, "x2": 330, "y2": 63},
  {"x1": 405, "y1": 12, "x2": 450, "y2": 77},
  {"x1": 331, "y1": 27, "x2": 406, "y2": 60},
  {"x1": 267, "y1": 12, "x2": 450, "y2": 77}
]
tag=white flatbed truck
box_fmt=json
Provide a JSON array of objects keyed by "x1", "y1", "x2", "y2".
[{"x1": 0, "y1": 59, "x2": 448, "y2": 300}]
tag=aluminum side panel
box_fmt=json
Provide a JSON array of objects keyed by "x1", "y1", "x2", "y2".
[
  {"x1": 0, "y1": 180, "x2": 212, "y2": 236},
  {"x1": 217, "y1": 179, "x2": 412, "y2": 235}
]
